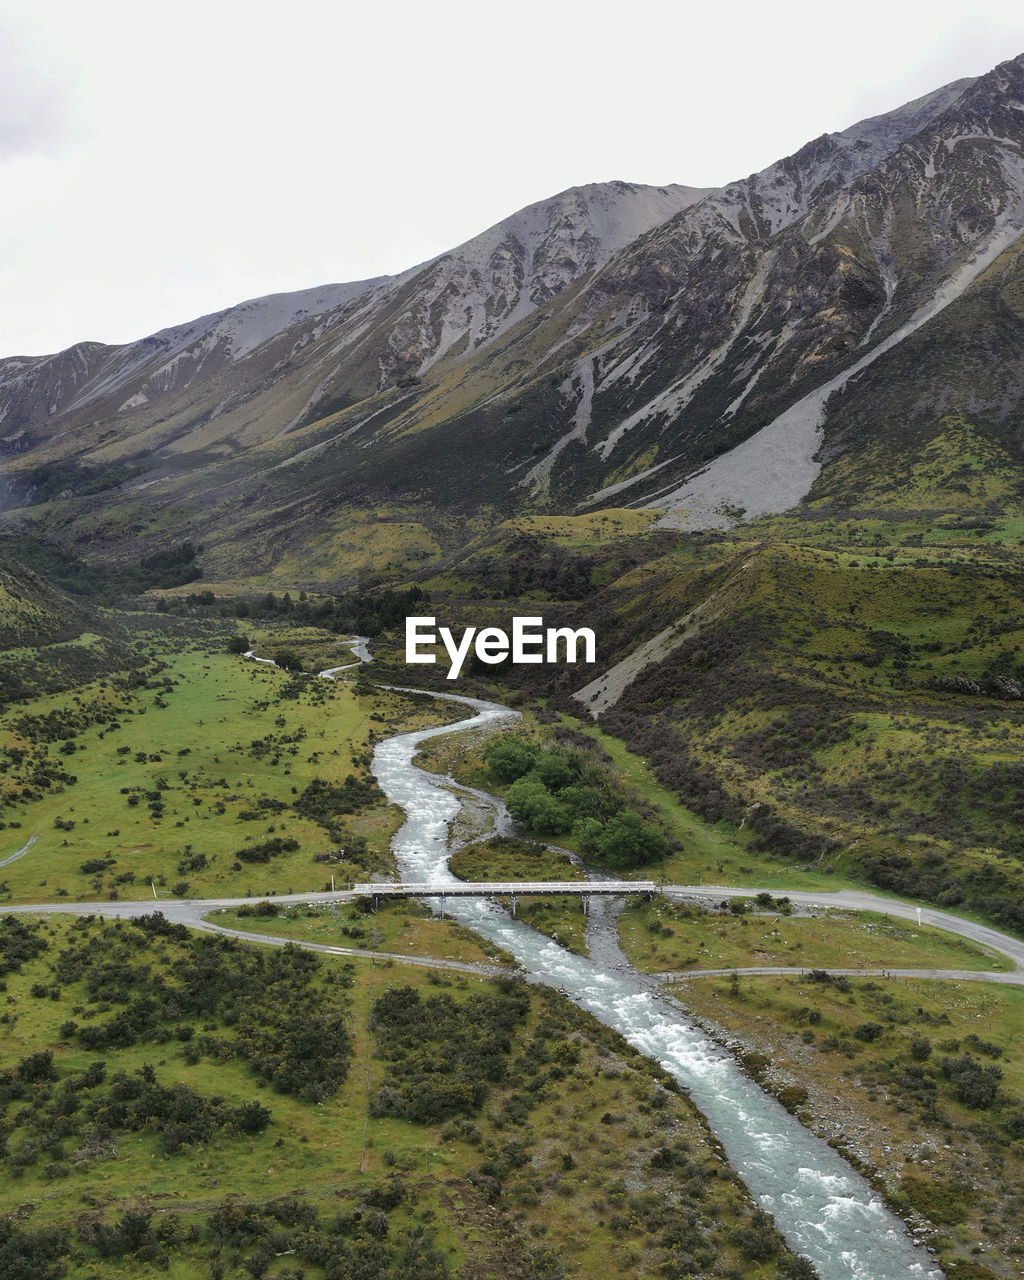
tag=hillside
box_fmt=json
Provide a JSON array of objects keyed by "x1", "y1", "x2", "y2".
[{"x1": 2, "y1": 57, "x2": 1024, "y2": 586}]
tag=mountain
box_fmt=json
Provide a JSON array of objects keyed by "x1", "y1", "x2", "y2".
[
  {"x1": 3, "y1": 56, "x2": 1024, "y2": 582},
  {"x1": 0, "y1": 181, "x2": 704, "y2": 469}
]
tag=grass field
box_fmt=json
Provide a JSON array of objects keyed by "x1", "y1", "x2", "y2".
[
  {"x1": 0, "y1": 631, "x2": 454, "y2": 904},
  {"x1": 0, "y1": 912, "x2": 809, "y2": 1279},
  {"x1": 6, "y1": 605, "x2": 1024, "y2": 1276},
  {"x1": 617, "y1": 898, "x2": 1013, "y2": 973},
  {"x1": 207, "y1": 897, "x2": 514, "y2": 967}
]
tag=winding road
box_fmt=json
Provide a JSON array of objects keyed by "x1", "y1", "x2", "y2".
[
  {"x1": 2, "y1": 881, "x2": 1022, "y2": 988},
  {"x1": 3, "y1": 645, "x2": 1023, "y2": 982},
  {"x1": 2, "y1": 640, "x2": 1007, "y2": 1277}
]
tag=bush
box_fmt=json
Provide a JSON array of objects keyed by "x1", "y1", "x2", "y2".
[
  {"x1": 505, "y1": 776, "x2": 570, "y2": 835},
  {"x1": 941, "y1": 1054, "x2": 1002, "y2": 1109},
  {"x1": 484, "y1": 736, "x2": 541, "y2": 783},
  {"x1": 369, "y1": 985, "x2": 529, "y2": 1124},
  {"x1": 592, "y1": 810, "x2": 666, "y2": 868}
]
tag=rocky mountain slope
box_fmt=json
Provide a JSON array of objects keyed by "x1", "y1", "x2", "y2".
[
  {"x1": 0, "y1": 181, "x2": 704, "y2": 477},
  {"x1": 3, "y1": 55, "x2": 1024, "y2": 581}
]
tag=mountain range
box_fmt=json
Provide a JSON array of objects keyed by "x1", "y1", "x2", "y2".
[
  {"x1": 9, "y1": 57, "x2": 1024, "y2": 1277},
  {"x1": 3, "y1": 54, "x2": 1024, "y2": 581}
]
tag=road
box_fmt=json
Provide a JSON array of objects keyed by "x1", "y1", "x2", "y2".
[
  {"x1": 0, "y1": 834, "x2": 38, "y2": 868},
  {"x1": 662, "y1": 884, "x2": 1024, "y2": 969},
  {"x1": 2, "y1": 880, "x2": 1023, "y2": 984},
  {"x1": 3, "y1": 638, "x2": 1022, "y2": 984}
]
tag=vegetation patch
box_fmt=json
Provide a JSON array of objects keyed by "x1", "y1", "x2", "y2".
[
  {"x1": 481, "y1": 731, "x2": 668, "y2": 869},
  {"x1": 0, "y1": 915, "x2": 813, "y2": 1279},
  {"x1": 677, "y1": 971, "x2": 1024, "y2": 1278},
  {"x1": 617, "y1": 898, "x2": 1011, "y2": 974},
  {"x1": 209, "y1": 898, "x2": 513, "y2": 967}
]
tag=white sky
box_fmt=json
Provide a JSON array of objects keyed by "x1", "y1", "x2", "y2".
[{"x1": 2, "y1": 0, "x2": 1023, "y2": 358}]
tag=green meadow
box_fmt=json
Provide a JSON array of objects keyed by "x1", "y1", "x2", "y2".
[
  {"x1": 207, "y1": 898, "x2": 513, "y2": 968},
  {"x1": 0, "y1": 628, "x2": 452, "y2": 905},
  {"x1": 0, "y1": 912, "x2": 812, "y2": 1280},
  {"x1": 617, "y1": 898, "x2": 1012, "y2": 974}
]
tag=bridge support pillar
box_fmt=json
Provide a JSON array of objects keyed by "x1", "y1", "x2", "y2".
[
  {"x1": 440, "y1": 893, "x2": 446, "y2": 919},
  {"x1": 582, "y1": 894, "x2": 590, "y2": 916},
  {"x1": 510, "y1": 893, "x2": 518, "y2": 918}
]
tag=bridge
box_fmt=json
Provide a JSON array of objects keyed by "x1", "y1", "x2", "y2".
[{"x1": 351, "y1": 880, "x2": 659, "y2": 916}]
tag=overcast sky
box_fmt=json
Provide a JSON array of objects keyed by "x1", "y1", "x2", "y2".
[{"x1": 2, "y1": 0, "x2": 1024, "y2": 358}]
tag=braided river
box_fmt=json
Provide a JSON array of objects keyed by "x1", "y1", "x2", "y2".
[{"x1": 372, "y1": 686, "x2": 944, "y2": 1280}]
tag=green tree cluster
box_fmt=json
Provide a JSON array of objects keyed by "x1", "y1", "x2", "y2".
[
  {"x1": 369, "y1": 983, "x2": 530, "y2": 1124},
  {"x1": 484, "y1": 736, "x2": 666, "y2": 868}
]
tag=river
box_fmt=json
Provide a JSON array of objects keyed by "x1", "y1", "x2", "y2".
[{"x1": 371, "y1": 687, "x2": 944, "y2": 1280}]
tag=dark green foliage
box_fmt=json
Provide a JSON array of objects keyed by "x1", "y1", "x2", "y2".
[
  {"x1": 5, "y1": 536, "x2": 201, "y2": 603},
  {"x1": 940, "y1": 1054, "x2": 1003, "y2": 1109},
  {"x1": 779, "y1": 1257, "x2": 820, "y2": 1280},
  {"x1": 86, "y1": 1070, "x2": 255, "y2": 1153},
  {"x1": 15, "y1": 1049, "x2": 56, "y2": 1083},
  {"x1": 486, "y1": 732, "x2": 664, "y2": 866},
  {"x1": 456, "y1": 533, "x2": 599, "y2": 606},
  {"x1": 731, "y1": 1209, "x2": 782, "y2": 1262},
  {"x1": 505, "y1": 775, "x2": 570, "y2": 834},
  {"x1": 272, "y1": 649, "x2": 303, "y2": 673},
  {"x1": 234, "y1": 836, "x2": 300, "y2": 864},
  {"x1": 0, "y1": 1051, "x2": 272, "y2": 1171},
  {"x1": 79, "y1": 857, "x2": 115, "y2": 875},
  {"x1": 46, "y1": 918, "x2": 352, "y2": 1102},
  {"x1": 234, "y1": 1099, "x2": 273, "y2": 1134},
  {"x1": 579, "y1": 809, "x2": 667, "y2": 868},
  {"x1": 853, "y1": 1022, "x2": 885, "y2": 1043},
  {"x1": 369, "y1": 983, "x2": 530, "y2": 1124},
  {"x1": 173, "y1": 584, "x2": 428, "y2": 638},
  {"x1": 206, "y1": 1192, "x2": 450, "y2": 1280},
  {"x1": 533, "y1": 751, "x2": 579, "y2": 791},
  {"x1": 12, "y1": 699, "x2": 129, "y2": 744},
  {"x1": 0, "y1": 917, "x2": 48, "y2": 976},
  {"x1": 0, "y1": 1219, "x2": 70, "y2": 1280},
  {"x1": 236, "y1": 1003, "x2": 351, "y2": 1101},
  {"x1": 13, "y1": 460, "x2": 145, "y2": 506},
  {"x1": 909, "y1": 1035, "x2": 932, "y2": 1061},
  {"x1": 483, "y1": 736, "x2": 541, "y2": 782},
  {"x1": 294, "y1": 774, "x2": 385, "y2": 825}
]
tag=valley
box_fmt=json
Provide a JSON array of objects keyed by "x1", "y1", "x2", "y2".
[
  {"x1": 6, "y1": 48, "x2": 1024, "y2": 1280},
  {"x1": 2, "y1": 615, "x2": 1024, "y2": 1278}
]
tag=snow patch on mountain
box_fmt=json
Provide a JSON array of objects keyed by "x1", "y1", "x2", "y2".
[{"x1": 209, "y1": 281, "x2": 387, "y2": 359}]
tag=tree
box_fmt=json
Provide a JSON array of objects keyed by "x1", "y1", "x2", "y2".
[
  {"x1": 533, "y1": 750, "x2": 578, "y2": 792},
  {"x1": 594, "y1": 811, "x2": 666, "y2": 868},
  {"x1": 505, "y1": 776, "x2": 570, "y2": 835},
  {"x1": 234, "y1": 1099, "x2": 272, "y2": 1134},
  {"x1": 227, "y1": 634, "x2": 249, "y2": 654},
  {"x1": 273, "y1": 649, "x2": 303, "y2": 672},
  {"x1": 484, "y1": 737, "x2": 540, "y2": 783}
]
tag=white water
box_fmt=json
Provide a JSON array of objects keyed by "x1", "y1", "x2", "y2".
[{"x1": 370, "y1": 692, "x2": 944, "y2": 1280}]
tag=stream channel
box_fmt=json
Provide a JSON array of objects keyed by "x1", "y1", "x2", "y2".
[{"x1": 370, "y1": 684, "x2": 944, "y2": 1280}]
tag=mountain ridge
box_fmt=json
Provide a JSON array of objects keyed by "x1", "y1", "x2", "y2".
[{"x1": 3, "y1": 55, "x2": 1024, "y2": 580}]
